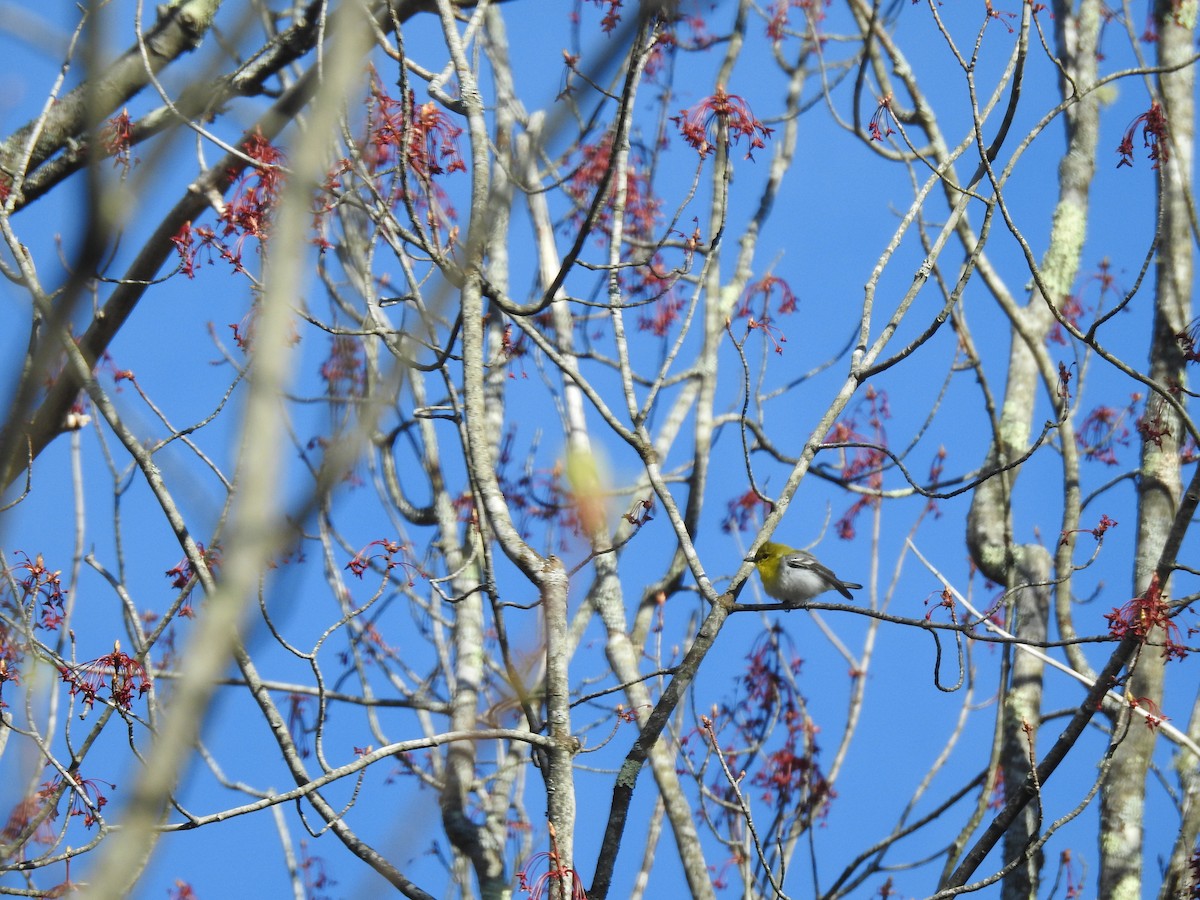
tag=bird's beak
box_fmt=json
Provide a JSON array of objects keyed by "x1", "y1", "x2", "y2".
[{"x1": 743, "y1": 554, "x2": 756, "y2": 563}]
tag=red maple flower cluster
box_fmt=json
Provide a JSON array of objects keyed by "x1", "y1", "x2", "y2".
[
  {"x1": 13, "y1": 551, "x2": 67, "y2": 631},
  {"x1": 164, "y1": 543, "x2": 221, "y2": 619},
  {"x1": 721, "y1": 487, "x2": 772, "y2": 533},
  {"x1": 766, "y1": 0, "x2": 829, "y2": 41},
  {"x1": 713, "y1": 629, "x2": 833, "y2": 823},
  {"x1": 1103, "y1": 575, "x2": 1188, "y2": 661},
  {"x1": 319, "y1": 335, "x2": 366, "y2": 398},
  {"x1": 1116, "y1": 102, "x2": 1169, "y2": 169},
  {"x1": 59, "y1": 642, "x2": 152, "y2": 715},
  {"x1": 1076, "y1": 402, "x2": 1135, "y2": 465},
  {"x1": 565, "y1": 135, "x2": 681, "y2": 312},
  {"x1": 171, "y1": 130, "x2": 287, "y2": 276},
  {"x1": 737, "y1": 274, "x2": 798, "y2": 320},
  {"x1": 517, "y1": 824, "x2": 587, "y2": 900},
  {"x1": 735, "y1": 274, "x2": 799, "y2": 353},
  {"x1": 869, "y1": 93, "x2": 896, "y2": 141},
  {"x1": 360, "y1": 78, "x2": 465, "y2": 251},
  {"x1": 1, "y1": 781, "x2": 58, "y2": 849},
  {"x1": 566, "y1": 136, "x2": 662, "y2": 238},
  {"x1": 48, "y1": 772, "x2": 114, "y2": 829},
  {"x1": 345, "y1": 538, "x2": 424, "y2": 586},
  {"x1": 585, "y1": 0, "x2": 623, "y2": 33},
  {"x1": 365, "y1": 83, "x2": 465, "y2": 181},
  {"x1": 672, "y1": 87, "x2": 774, "y2": 160},
  {"x1": 100, "y1": 109, "x2": 138, "y2": 175},
  {"x1": 1175, "y1": 317, "x2": 1200, "y2": 363},
  {"x1": 827, "y1": 387, "x2": 890, "y2": 539}
]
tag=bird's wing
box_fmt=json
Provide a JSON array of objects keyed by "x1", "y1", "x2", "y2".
[{"x1": 783, "y1": 551, "x2": 816, "y2": 570}]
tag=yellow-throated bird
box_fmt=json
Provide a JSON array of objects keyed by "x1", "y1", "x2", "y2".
[{"x1": 751, "y1": 542, "x2": 862, "y2": 604}]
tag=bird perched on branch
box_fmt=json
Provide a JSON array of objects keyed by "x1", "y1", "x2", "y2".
[{"x1": 750, "y1": 542, "x2": 862, "y2": 604}]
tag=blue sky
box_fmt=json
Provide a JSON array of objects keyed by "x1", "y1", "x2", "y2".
[{"x1": 0, "y1": 0, "x2": 1192, "y2": 897}]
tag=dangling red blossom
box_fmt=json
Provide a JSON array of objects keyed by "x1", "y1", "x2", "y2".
[
  {"x1": 164, "y1": 542, "x2": 222, "y2": 589},
  {"x1": 44, "y1": 772, "x2": 114, "y2": 829},
  {"x1": 736, "y1": 274, "x2": 799, "y2": 319},
  {"x1": 1103, "y1": 574, "x2": 1188, "y2": 661},
  {"x1": 100, "y1": 109, "x2": 138, "y2": 174},
  {"x1": 869, "y1": 94, "x2": 896, "y2": 141},
  {"x1": 565, "y1": 136, "x2": 662, "y2": 240},
  {"x1": 1116, "y1": 102, "x2": 1168, "y2": 169},
  {"x1": 721, "y1": 488, "x2": 772, "y2": 532},
  {"x1": 171, "y1": 222, "x2": 197, "y2": 278},
  {"x1": 345, "y1": 539, "x2": 423, "y2": 585},
  {"x1": 1076, "y1": 402, "x2": 1134, "y2": 465},
  {"x1": 364, "y1": 80, "x2": 465, "y2": 180},
  {"x1": 59, "y1": 641, "x2": 151, "y2": 715},
  {"x1": 320, "y1": 336, "x2": 366, "y2": 398},
  {"x1": 586, "y1": 0, "x2": 623, "y2": 33},
  {"x1": 672, "y1": 86, "x2": 774, "y2": 160},
  {"x1": 12, "y1": 551, "x2": 67, "y2": 630}
]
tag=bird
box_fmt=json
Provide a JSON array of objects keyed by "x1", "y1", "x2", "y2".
[{"x1": 750, "y1": 542, "x2": 863, "y2": 604}]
